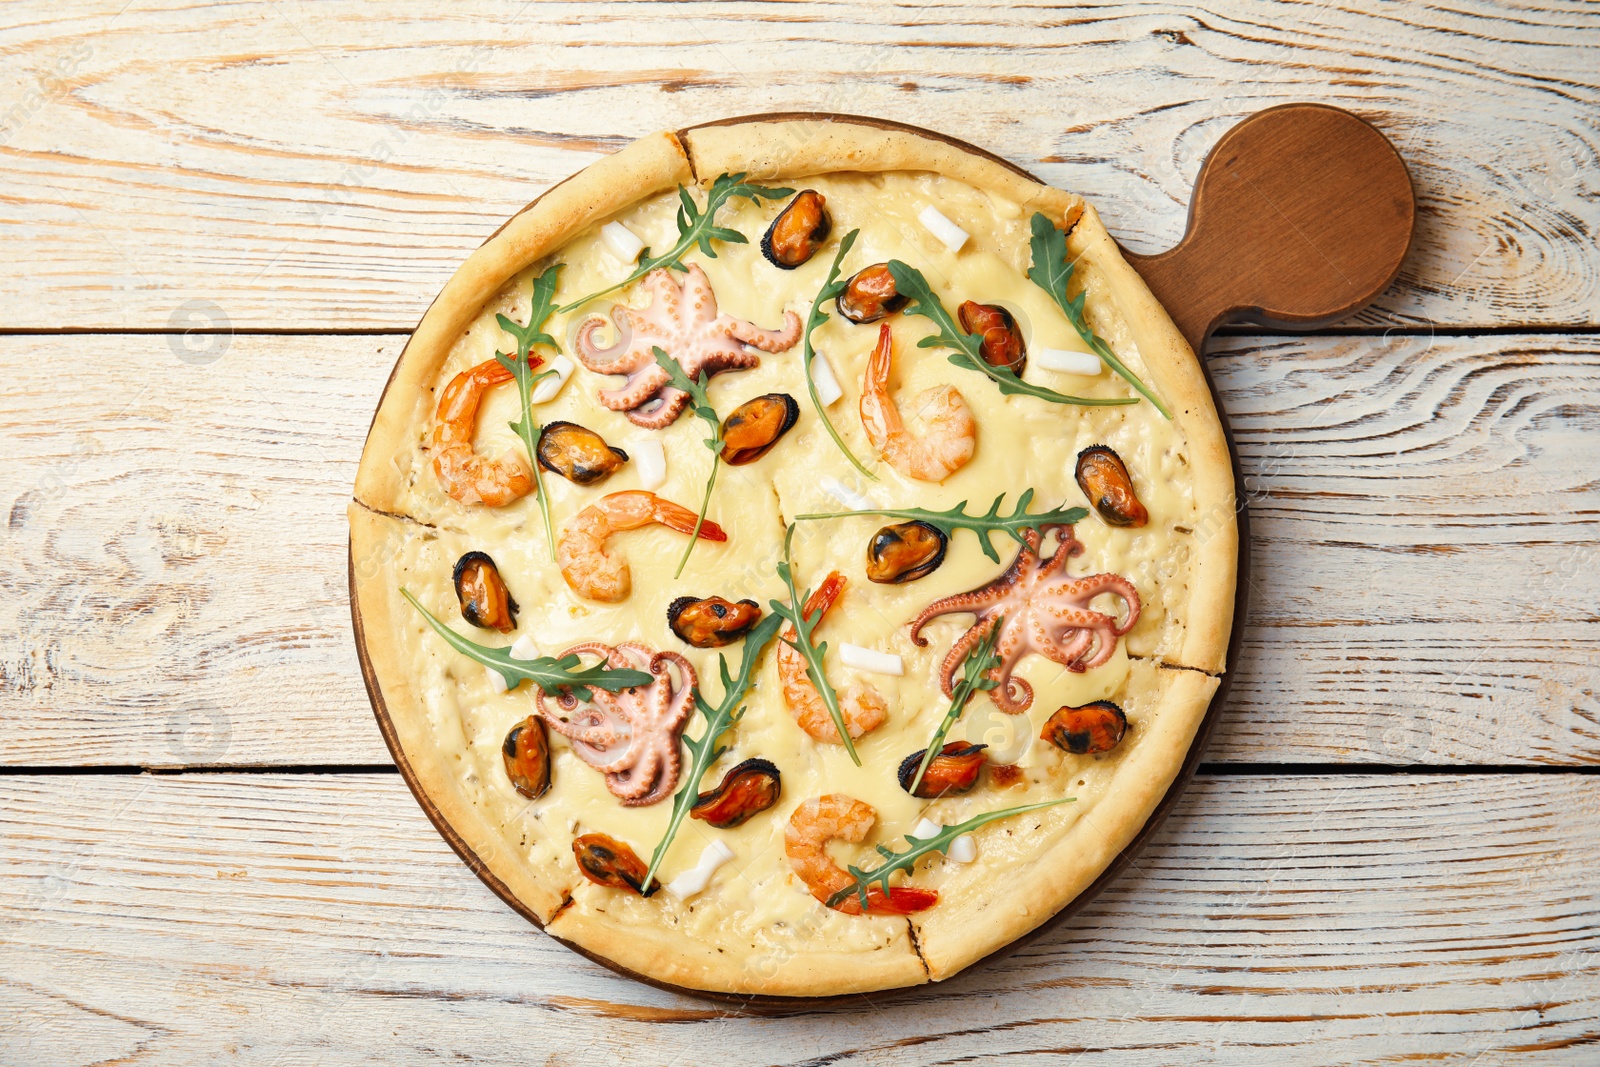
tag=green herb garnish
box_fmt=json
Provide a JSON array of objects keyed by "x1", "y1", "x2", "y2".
[
  {"x1": 641, "y1": 612, "x2": 784, "y2": 894},
  {"x1": 493, "y1": 264, "x2": 564, "y2": 560},
  {"x1": 906, "y1": 617, "x2": 1003, "y2": 796},
  {"x1": 652, "y1": 346, "x2": 723, "y2": 578},
  {"x1": 557, "y1": 173, "x2": 793, "y2": 315},
  {"x1": 885, "y1": 260, "x2": 1138, "y2": 409},
  {"x1": 826, "y1": 798, "x2": 1075, "y2": 911},
  {"x1": 1025, "y1": 212, "x2": 1171, "y2": 419},
  {"x1": 768, "y1": 526, "x2": 860, "y2": 766},
  {"x1": 792, "y1": 490, "x2": 1088, "y2": 563},
  {"x1": 800, "y1": 228, "x2": 875, "y2": 479},
  {"x1": 402, "y1": 588, "x2": 650, "y2": 700}
]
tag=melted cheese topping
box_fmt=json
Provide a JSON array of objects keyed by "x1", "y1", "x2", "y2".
[{"x1": 380, "y1": 172, "x2": 1203, "y2": 954}]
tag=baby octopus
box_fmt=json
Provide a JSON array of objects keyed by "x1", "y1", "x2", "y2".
[
  {"x1": 909, "y1": 524, "x2": 1141, "y2": 713},
  {"x1": 573, "y1": 264, "x2": 801, "y2": 429},
  {"x1": 536, "y1": 642, "x2": 696, "y2": 806}
]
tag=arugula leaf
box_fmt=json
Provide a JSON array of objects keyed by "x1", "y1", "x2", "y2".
[
  {"x1": 495, "y1": 263, "x2": 562, "y2": 358},
  {"x1": 651, "y1": 346, "x2": 724, "y2": 578},
  {"x1": 641, "y1": 612, "x2": 784, "y2": 894},
  {"x1": 493, "y1": 265, "x2": 565, "y2": 560},
  {"x1": 885, "y1": 260, "x2": 1138, "y2": 409},
  {"x1": 792, "y1": 490, "x2": 1088, "y2": 563},
  {"x1": 826, "y1": 798, "x2": 1075, "y2": 911},
  {"x1": 1026, "y1": 212, "x2": 1172, "y2": 419},
  {"x1": 767, "y1": 526, "x2": 860, "y2": 766},
  {"x1": 402, "y1": 588, "x2": 651, "y2": 701},
  {"x1": 800, "y1": 228, "x2": 875, "y2": 479},
  {"x1": 906, "y1": 616, "x2": 1003, "y2": 795},
  {"x1": 557, "y1": 173, "x2": 793, "y2": 314}
]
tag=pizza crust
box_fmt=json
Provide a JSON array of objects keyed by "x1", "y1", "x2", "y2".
[
  {"x1": 350, "y1": 502, "x2": 572, "y2": 922},
  {"x1": 350, "y1": 115, "x2": 1238, "y2": 998},
  {"x1": 911, "y1": 666, "x2": 1218, "y2": 978},
  {"x1": 681, "y1": 115, "x2": 1084, "y2": 231},
  {"x1": 355, "y1": 131, "x2": 693, "y2": 514}
]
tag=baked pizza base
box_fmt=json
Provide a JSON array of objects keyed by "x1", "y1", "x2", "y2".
[{"x1": 350, "y1": 116, "x2": 1236, "y2": 997}]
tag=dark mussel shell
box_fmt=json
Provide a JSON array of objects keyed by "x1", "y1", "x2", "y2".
[
  {"x1": 719, "y1": 393, "x2": 799, "y2": 466},
  {"x1": 690, "y1": 757, "x2": 782, "y2": 829},
  {"x1": 1075, "y1": 445, "x2": 1148, "y2": 527},
  {"x1": 761, "y1": 189, "x2": 831, "y2": 269},
  {"x1": 453, "y1": 551, "x2": 518, "y2": 632},
  {"x1": 865, "y1": 520, "x2": 948, "y2": 584},
  {"x1": 572, "y1": 832, "x2": 654, "y2": 895},
  {"x1": 1041, "y1": 700, "x2": 1128, "y2": 755},
  {"x1": 502, "y1": 716, "x2": 551, "y2": 799},
  {"x1": 666, "y1": 595, "x2": 762, "y2": 648},
  {"x1": 897, "y1": 741, "x2": 987, "y2": 798},
  {"x1": 957, "y1": 300, "x2": 1027, "y2": 375},
  {"x1": 537, "y1": 420, "x2": 628, "y2": 486},
  {"x1": 836, "y1": 263, "x2": 907, "y2": 324}
]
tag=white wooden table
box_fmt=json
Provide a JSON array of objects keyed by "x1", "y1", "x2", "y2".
[{"x1": 3, "y1": 3, "x2": 1598, "y2": 1063}]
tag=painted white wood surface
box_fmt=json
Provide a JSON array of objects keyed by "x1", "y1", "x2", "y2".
[
  {"x1": 3, "y1": 1, "x2": 1598, "y2": 1060},
  {"x1": 0, "y1": 0, "x2": 1595, "y2": 330},
  {"x1": 3, "y1": 332, "x2": 1594, "y2": 767},
  {"x1": 2, "y1": 772, "x2": 1596, "y2": 1065}
]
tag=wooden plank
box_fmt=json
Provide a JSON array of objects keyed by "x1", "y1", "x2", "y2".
[
  {"x1": 2, "y1": 332, "x2": 1596, "y2": 767},
  {"x1": 0, "y1": 1, "x2": 1596, "y2": 330},
  {"x1": 1, "y1": 772, "x2": 1595, "y2": 1063}
]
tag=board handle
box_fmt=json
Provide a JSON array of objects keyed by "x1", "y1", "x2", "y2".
[{"x1": 1122, "y1": 103, "x2": 1415, "y2": 353}]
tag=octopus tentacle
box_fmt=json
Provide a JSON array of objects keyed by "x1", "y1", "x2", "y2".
[
  {"x1": 567, "y1": 265, "x2": 792, "y2": 429},
  {"x1": 934, "y1": 613, "x2": 1001, "y2": 697},
  {"x1": 725, "y1": 311, "x2": 803, "y2": 351},
  {"x1": 623, "y1": 389, "x2": 690, "y2": 429},
  {"x1": 533, "y1": 641, "x2": 698, "y2": 805},
  {"x1": 905, "y1": 524, "x2": 1142, "y2": 714}
]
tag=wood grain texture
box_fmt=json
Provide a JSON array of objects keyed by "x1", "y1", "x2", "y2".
[
  {"x1": 2, "y1": 332, "x2": 1596, "y2": 767},
  {"x1": 0, "y1": 0, "x2": 1595, "y2": 330},
  {"x1": 1, "y1": 772, "x2": 1596, "y2": 1064}
]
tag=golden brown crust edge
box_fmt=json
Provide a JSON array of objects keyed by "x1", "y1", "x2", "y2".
[
  {"x1": 547, "y1": 906, "x2": 928, "y2": 997},
  {"x1": 912, "y1": 668, "x2": 1219, "y2": 978},
  {"x1": 681, "y1": 118, "x2": 1085, "y2": 231},
  {"x1": 354, "y1": 131, "x2": 694, "y2": 514},
  {"x1": 1069, "y1": 206, "x2": 1238, "y2": 675},
  {"x1": 349, "y1": 502, "x2": 571, "y2": 921}
]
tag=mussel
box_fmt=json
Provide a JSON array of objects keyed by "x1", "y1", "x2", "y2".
[
  {"x1": 690, "y1": 758, "x2": 782, "y2": 829},
  {"x1": 453, "y1": 551, "x2": 518, "y2": 632},
  {"x1": 761, "y1": 189, "x2": 832, "y2": 269},
  {"x1": 719, "y1": 393, "x2": 799, "y2": 466},
  {"x1": 836, "y1": 263, "x2": 907, "y2": 324},
  {"x1": 957, "y1": 301, "x2": 1026, "y2": 375},
  {"x1": 866, "y1": 521, "x2": 948, "y2": 584},
  {"x1": 502, "y1": 716, "x2": 550, "y2": 799},
  {"x1": 537, "y1": 421, "x2": 628, "y2": 486},
  {"x1": 572, "y1": 832, "x2": 654, "y2": 895},
  {"x1": 667, "y1": 595, "x2": 762, "y2": 648},
  {"x1": 1041, "y1": 700, "x2": 1128, "y2": 755},
  {"x1": 898, "y1": 741, "x2": 987, "y2": 798},
  {"x1": 1075, "y1": 445, "x2": 1148, "y2": 527}
]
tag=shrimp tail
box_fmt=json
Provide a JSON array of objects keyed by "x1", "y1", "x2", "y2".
[
  {"x1": 802, "y1": 571, "x2": 847, "y2": 626},
  {"x1": 868, "y1": 322, "x2": 893, "y2": 386},
  {"x1": 650, "y1": 499, "x2": 728, "y2": 542}
]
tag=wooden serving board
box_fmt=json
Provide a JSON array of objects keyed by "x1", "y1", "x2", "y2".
[{"x1": 350, "y1": 106, "x2": 1415, "y2": 1011}]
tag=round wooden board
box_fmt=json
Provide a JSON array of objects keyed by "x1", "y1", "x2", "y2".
[{"x1": 349, "y1": 108, "x2": 1411, "y2": 1010}]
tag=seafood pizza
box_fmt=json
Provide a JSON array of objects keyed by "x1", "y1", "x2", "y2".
[{"x1": 350, "y1": 117, "x2": 1236, "y2": 997}]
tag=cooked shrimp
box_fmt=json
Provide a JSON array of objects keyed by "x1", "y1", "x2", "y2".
[
  {"x1": 778, "y1": 571, "x2": 888, "y2": 743},
  {"x1": 431, "y1": 358, "x2": 535, "y2": 506},
  {"x1": 859, "y1": 322, "x2": 976, "y2": 483},
  {"x1": 785, "y1": 795, "x2": 938, "y2": 915},
  {"x1": 558, "y1": 491, "x2": 727, "y2": 602}
]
